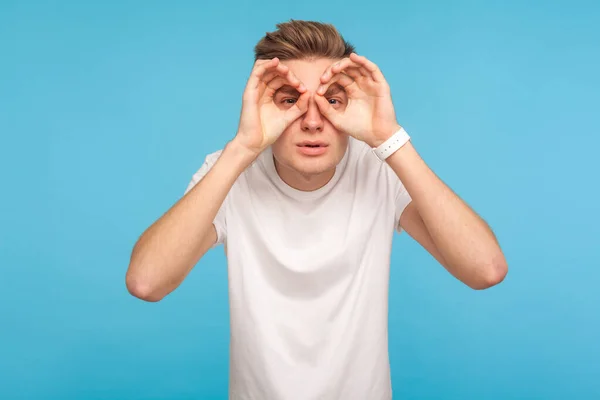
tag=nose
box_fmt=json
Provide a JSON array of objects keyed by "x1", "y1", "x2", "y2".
[{"x1": 300, "y1": 95, "x2": 324, "y2": 133}]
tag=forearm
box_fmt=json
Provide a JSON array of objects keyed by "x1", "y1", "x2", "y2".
[
  {"x1": 387, "y1": 140, "x2": 507, "y2": 288},
  {"x1": 126, "y1": 139, "x2": 257, "y2": 301}
]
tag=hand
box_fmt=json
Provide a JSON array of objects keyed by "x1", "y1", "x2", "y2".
[
  {"x1": 314, "y1": 53, "x2": 401, "y2": 148},
  {"x1": 235, "y1": 58, "x2": 309, "y2": 155}
]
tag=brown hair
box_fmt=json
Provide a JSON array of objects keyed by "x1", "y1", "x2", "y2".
[{"x1": 254, "y1": 20, "x2": 355, "y2": 61}]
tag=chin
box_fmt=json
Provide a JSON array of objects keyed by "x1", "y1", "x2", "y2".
[
  {"x1": 272, "y1": 133, "x2": 348, "y2": 178},
  {"x1": 294, "y1": 159, "x2": 336, "y2": 176},
  {"x1": 291, "y1": 150, "x2": 343, "y2": 175},
  {"x1": 273, "y1": 149, "x2": 339, "y2": 176}
]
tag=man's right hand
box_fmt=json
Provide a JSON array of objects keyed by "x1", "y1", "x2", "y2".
[{"x1": 234, "y1": 58, "x2": 309, "y2": 156}]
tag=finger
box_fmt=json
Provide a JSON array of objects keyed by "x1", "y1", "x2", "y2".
[
  {"x1": 245, "y1": 58, "x2": 277, "y2": 100},
  {"x1": 254, "y1": 58, "x2": 274, "y2": 66},
  {"x1": 257, "y1": 62, "x2": 307, "y2": 103},
  {"x1": 342, "y1": 67, "x2": 363, "y2": 81},
  {"x1": 253, "y1": 62, "x2": 302, "y2": 100},
  {"x1": 330, "y1": 73, "x2": 355, "y2": 90},
  {"x1": 317, "y1": 72, "x2": 355, "y2": 95},
  {"x1": 264, "y1": 76, "x2": 290, "y2": 94},
  {"x1": 344, "y1": 65, "x2": 369, "y2": 78},
  {"x1": 246, "y1": 58, "x2": 289, "y2": 91},
  {"x1": 314, "y1": 92, "x2": 335, "y2": 118},
  {"x1": 262, "y1": 63, "x2": 291, "y2": 85},
  {"x1": 314, "y1": 93, "x2": 342, "y2": 127},
  {"x1": 276, "y1": 90, "x2": 309, "y2": 131},
  {"x1": 321, "y1": 58, "x2": 363, "y2": 84},
  {"x1": 262, "y1": 69, "x2": 305, "y2": 92},
  {"x1": 331, "y1": 59, "x2": 363, "y2": 76},
  {"x1": 287, "y1": 91, "x2": 310, "y2": 120},
  {"x1": 260, "y1": 74, "x2": 306, "y2": 102},
  {"x1": 260, "y1": 64, "x2": 290, "y2": 83},
  {"x1": 251, "y1": 58, "x2": 278, "y2": 80},
  {"x1": 349, "y1": 53, "x2": 384, "y2": 83},
  {"x1": 320, "y1": 58, "x2": 348, "y2": 83},
  {"x1": 257, "y1": 75, "x2": 283, "y2": 100}
]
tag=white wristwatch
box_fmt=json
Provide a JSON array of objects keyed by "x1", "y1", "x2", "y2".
[{"x1": 372, "y1": 127, "x2": 411, "y2": 161}]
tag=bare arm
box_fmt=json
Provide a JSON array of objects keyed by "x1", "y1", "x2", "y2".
[
  {"x1": 125, "y1": 58, "x2": 309, "y2": 302},
  {"x1": 392, "y1": 141, "x2": 508, "y2": 290},
  {"x1": 126, "y1": 140, "x2": 256, "y2": 301},
  {"x1": 314, "y1": 54, "x2": 507, "y2": 289}
]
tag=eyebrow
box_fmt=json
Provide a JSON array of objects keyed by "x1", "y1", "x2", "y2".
[
  {"x1": 274, "y1": 85, "x2": 300, "y2": 96},
  {"x1": 324, "y1": 83, "x2": 345, "y2": 97}
]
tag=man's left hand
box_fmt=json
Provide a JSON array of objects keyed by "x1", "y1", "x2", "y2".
[{"x1": 315, "y1": 53, "x2": 401, "y2": 148}]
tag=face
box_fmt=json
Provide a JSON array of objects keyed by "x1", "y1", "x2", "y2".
[{"x1": 271, "y1": 58, "x2": 349, "y2": 187}]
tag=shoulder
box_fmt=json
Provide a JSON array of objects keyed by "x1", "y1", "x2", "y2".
[
  {"x1": 184, "y1": 149, "x2": 224, "y2": 194},
  {"x1": 345, "y1": 137, "x2": 408, "y2": 193},
  {"x1": 202, "y1": 149, "x2": 225, "y2": 167},
  {"x1": 194, "y1": 149, "x2": 224, "y2": 173},
  {"x1": 346, "y1": 137, "x2": 389, "y2": 173}
]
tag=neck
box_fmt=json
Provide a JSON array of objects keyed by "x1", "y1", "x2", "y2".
[{"x1": 274, "y1": 157, "x2": 335, "y2": 192}]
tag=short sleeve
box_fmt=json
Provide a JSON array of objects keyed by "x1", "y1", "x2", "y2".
[
  {"x1": 184, "y1": 150, "x2": 227, "y2": 247},
  {"x1": 394, "y1": 179, "x2": 413, "y2": 233}
]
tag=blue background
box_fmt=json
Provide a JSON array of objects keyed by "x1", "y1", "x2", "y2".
[{"x1": 1, "y1": 0, "x2": 599, "y2": 398}]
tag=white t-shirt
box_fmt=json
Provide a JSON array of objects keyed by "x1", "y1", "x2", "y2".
[{"x1": 185, "y1": 137, "x2": 412, "y2": 400}]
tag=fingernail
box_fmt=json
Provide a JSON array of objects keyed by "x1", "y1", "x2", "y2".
[{"x1": 317, "y1": 85, "x2": 325, "y2": 94}]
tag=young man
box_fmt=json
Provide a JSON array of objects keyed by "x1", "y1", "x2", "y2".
[{"x1": 126, "y1": 20, "x2": 508, "y2": 400}]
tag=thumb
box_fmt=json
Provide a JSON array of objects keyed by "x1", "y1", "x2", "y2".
[
  {"x1": 284, "y1": 90, "x2": 310, "y2": 122},
  {"x1": 314, "y1": 94, "x2": 338, "y2": 123}
]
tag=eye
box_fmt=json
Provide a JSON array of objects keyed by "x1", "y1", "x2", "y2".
[
  {"x1": 282, "y1": 98, "x2": 297, "y2": 104},
  {"x1": 328, "y1": 98, "x2": 343, "y2": 105}
]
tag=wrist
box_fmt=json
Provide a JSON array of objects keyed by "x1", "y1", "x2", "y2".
[
  {"x1": 369, "y1": 124, "x2": 402, "y2": 148},
  {"x1": 225, "y1": 138, "x2": 261, "y2": 169},
  {"x1": 371, "y1": 125, "x2": 411, "y2": 161}
]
